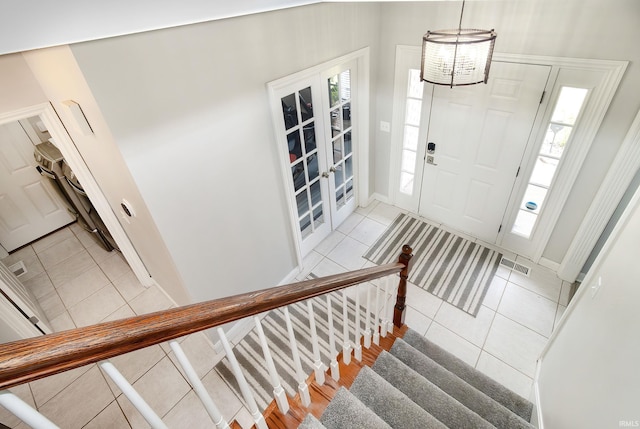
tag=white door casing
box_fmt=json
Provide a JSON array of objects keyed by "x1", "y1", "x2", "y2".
[
  {"x1": 0, "y1": 120, "x2": 74, "y2": 251},
  {"x1": 268, "y1": 48, "x2": 370, "y2": 266},
  {"x1": 418, "y1": 62, "x2": 550, "y2": 243}
]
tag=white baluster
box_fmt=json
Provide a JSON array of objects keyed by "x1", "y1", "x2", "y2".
[
  {"x1": 283, "y1": 306, "x2": 311, "y2": 407},
  {"x1": 353, "y1": 284, "x2": 362, "y2": 361},
  {"x1": 363, "y1": 285, "x2": 372, "y2": 348},
  {"x1": 0, "y1": 390, "x2": 59, "y2": 429},
  {"x1": 381, "y1": 276, "x2": 391, "y2": 338},
  {"x1": 373, "y1": 283, "x2": 381, "y2": 345},
  {"x1": 325, "y1": 294, "x2": 340, "y2": 381},
  {"x1": 253, "y1": 316, "x2": 290, "y2": 414},
  {"x1": 100, "y1": 361, "x2": 168, "y2": 429},
  {"x1": 306, "y1": 301, "x2": 326, "y2": 385},
  {"x1": 341, "y1": 290, "x2": 352, "y2": 365},
  {"x1": 217, "y1": 329, "x2": 267, "y2": 429},
  {"x1": 169, "y1": 341, "x2": 230, "y2": 429}
]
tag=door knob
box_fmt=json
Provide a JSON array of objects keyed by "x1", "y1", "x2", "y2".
[
  {"x1": 322, "y1": 172, "x2": 330, "y2": 178},
  {"x1": 329, "y1": 166, "x2": 336, "y2": 173}
]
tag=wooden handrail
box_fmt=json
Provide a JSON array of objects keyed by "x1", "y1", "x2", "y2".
[{"x1": 0, "y1": 254, "x2": 410, "y2": 390}]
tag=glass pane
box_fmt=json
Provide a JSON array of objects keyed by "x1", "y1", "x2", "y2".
[
  {"x1": 307, "y1": 153, "x2": 319, "y2": 181},
  {"x1": 340, "y1": 70, "x2": 351, "y2": 102},
  {"x1": 336, "y1": 186, "x2": 345, "y2": 208},
  {"x1": 345, "y1": 179, "x2": 354, "y2": 202},
  {"x1": 281, "y1": 93, "x2": 298, "y2": 130},
  {"x1": 328, "y1": 75, "x2": 339, "y2": 107},
  {"x1": 521, "y1": 184, "x2": 548, "y2": 214},
  {"x1": 403, "y1": 125, "x2": 419, "y2": 151},
  {"x1": 313, "y1": 205, "x2": 324, "y2": 228},
  {"x1": 330, "y1": 108, "x2": 341, "y2": 137},
  {"x1": 406, "y1": 99, "x2": 422, "y2": 126},
  {"x1": 291, "y1": 162, "x2": 306, "y2": 191},
  {"x1": 296, "y1": 190, "x2": 309, "y2": 217},
  {"x1": 530, "y1": 156, "x2": 559, "y2": 187},
  {"x1": 345, "y1": 156, "x2": 353, "y2": 179},
  {"x1": 333, "y1": 137, "x2": 343, "y2": 164},
  {"x1": 408, "y1": 69, "x2": 424, "y2": 99},
  {"x1": 310, "y1": 180, "x2": 322, "y2": 206},
  {"x1": 344, "y1": 131, "x2": 352, "y2": 155},
  {"x1": 334, "y1": 162, "x2": 344, "y2": 188},
  {"x1": 552, "y1": 87, "x2": 588, "y2": 125},
  {"x1": 299, "y1": 87, "x2": 313, "y2": 122},
  {"x1": 399, "y1": 172, "x2": 414, "y2": 195},
  {"x1": 300, "y1": 215, "x2": 312, "y2": 238},
  {"x1": 540, "y1": 123, "x2": 572, "y2": 158},
  {"x1": 512, "y1": 209, "x2": 537, "y2": 238},
  {"x1": 342, "y1": 102, "x2": 351, "y2": 130},
  {"x1": 401, "y1": 150, "x2": 416, "y2": 173},
  {"x1": 303, "y1": 123, "x2": 316, "y2": 154},
  {"x1": 287, "y1": 131, "x2": 302, "y2": 162}
]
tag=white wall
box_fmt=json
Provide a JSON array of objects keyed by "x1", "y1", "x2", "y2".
[
  {"x1": 68, "y1": 3, "x2": 380, "y2": 303},
  {"x1": 0, "y1": 54, "x2": 48, "y2": 113},
  {"x1": 537, "y1": 184, "x2": 640, "y2": 428},
  {"x1": 22, "y1": 46, "x2": 191, "y2": 305},
  {"x1": 373, "y1": 0, "x2": 640, "y2": 263}
]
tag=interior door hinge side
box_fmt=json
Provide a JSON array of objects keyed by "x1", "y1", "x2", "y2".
[
  {"x1": 539, "y1": 91, "x2": 546, "y2": 104},
  {"x1": 498, "y1": 224, "x2": 502, "y2": 233},
  {"x1": 516, "y1": 166, "x2": 521, "y2": 177}
]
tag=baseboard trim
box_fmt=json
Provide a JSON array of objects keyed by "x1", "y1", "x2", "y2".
[{"x1": 538, "y1": 257, "x2": 560, "y2": 273}]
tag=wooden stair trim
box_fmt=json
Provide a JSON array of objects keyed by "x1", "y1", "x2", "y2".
[{"x1": 259, "y1": 325, "x2": 409, "y2": 429}]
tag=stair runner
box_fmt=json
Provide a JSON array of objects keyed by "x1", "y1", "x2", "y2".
[{"x1": 300, "y1": 328, "x2": 535, "y2": 429}]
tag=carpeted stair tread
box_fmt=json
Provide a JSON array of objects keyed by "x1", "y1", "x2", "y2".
[
  {"x1": 299, "y1": 413, "x2": 327, "y2": 429},
  {"x1": 403, "y1": 328, "x2": 533, "y2": 421},
  {"x1": 320, "y1": 387, "x2": 391, "y2": 429},
  {"x1": 372, "y1": 351, "x2": 495, "y2": 429},
  {"x1": 390, "y1": 339, "x2": 534, "y2": 429},
  {"x1": 349, "y1": 366, "x2": 448, "y2": 429}
]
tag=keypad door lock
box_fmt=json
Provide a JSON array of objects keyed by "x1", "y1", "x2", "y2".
[{"x1": 427, "y1": 142, "x2": 436, "y2": 154}]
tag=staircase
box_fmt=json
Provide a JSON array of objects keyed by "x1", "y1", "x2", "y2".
[{"x1": 265, "y1": 328, "x2": 534, "y2": 429}]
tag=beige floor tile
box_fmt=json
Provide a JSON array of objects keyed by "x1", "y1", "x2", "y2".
[
  {"x1": 99, "y1": 253, "x2": 133, "y2": 282},
  {"x1": 348, "y1": 217, "x2": 387, "y2": 246},
  {"x1": 355, "y1": 200, "x2": 378, "y2": 216},
  {"x1": 56, "y1": 265, "x2": 110, "y2": 308},
  {"x1": 112, "y1": 271, "x2": 147, "y2": 302},
  {"x1": 31, "y1": 227, "x2": 74, "y2": 254},
  {"x1": 117, "y1": 357, "x2": 190, "y2": 428},
  {"x1": 483, "y1": 314, "x2": 548, "y2": 378},
  {"x1": 366, "y1": 202, "x2": 404, "y2": 226},
  {"x1": 498, "y1": 283, "x2": 557, "y2": 337},
  {"x1": 30, "y1": 365, "x2": 93, "y2": 407},
  {"x1": 201, "y1": 371, "x2": 244, "y2": 421},
  {"x1": 12, "y1": 253, "x2": 45, "y2": 282},
  {"x1": 425, "y1": 322, "x2": 481, "y2": 367},
  {"x1": 37, "y1": 289, "x2": 66, "y2": 320},
  {"x1": 22, "y1": 270, "x2": 55, "y2": 300},
  {"x1": 37, "y1": 236, "x2": 84, "y2": 270},
  {"x1": 37, "y1": 366, "x2": 114, "y2": 428},
  {"x1": 84, "y1": 400, "x2": 132, "y2": 429},
  {"x1": 49, "y1": 311, "x2": 77, "y2": 332},
  {"x1": 86, "y1": 243, "x2": 117, "y2": 264},
  {"x1": 406, "y1": 282, "x2": 443, "y2": 319},
  {"x1": 433, "y1": 302, "x2": 495, "y2": 347},
  {"x1": 308, "y1": 257, "x2": 346, "y2": 278},
  {"x1": 481, "y1": 275, "x2": 507, "y2": 311},
  {"x1": 67, "y1": 284, "x2": 126, "y2": 327},
  {"x1": 1, "y1": 245, "x2": 35, "y2": 266},
  {"x1": 102, "y1": 304, "x2": 137, "y2": 323},
  {"x1": 404, "y1": 307, "x2": 432, "y2": 335},
  {"x1": 128, "y1": 285, "x2": 174, "y2": 315},
  {"x1": 46, "y1": 251, "x2": 97, "y2": 287},
  {"x1": 162, "y1": 390, "x2": 214, "y2": 428},
  {"x1": 314, "y1": 230, "x2": 346, "y2": 256},
  {"x1": 336, "y1": 212, "x2": 364, "y2": 234},
  {"x1": 232, "y1": 406, "x2": 255, "y2": 429},
  {"x1": 102, "y1": 345, "x2": 166, "y2": 397},
  {"x1": 554, "y1": 305, "x2": 567, "y2": 331},
  {"x1": 476, "y1": 352, "x2": 533, "y2": 399},
  {"x1": 509, "y1": 262, "x2": 562, "y2": 302},
  {"x1": 167, "y1": 333, "x2": 218, "y2": 380},
  {"x1": 326, "y1": 236, "x2": 368, "y2": 271}
]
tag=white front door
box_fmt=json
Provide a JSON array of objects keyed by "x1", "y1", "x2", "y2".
[
  {"x1": 0, "y1": 120, "x2": 74, "y2": 251},
  {"x1": 417, "y1": 62, "x2": 550, "y2": 243},
  {"x1": 271, "y1": 61, "x2": 359, "y2": 257}
]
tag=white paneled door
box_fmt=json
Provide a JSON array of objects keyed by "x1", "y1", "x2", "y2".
[
  {"x1": 272, "y1": 60, "x2": 358, "y2": 257},
  {"x1": 0, "y1": 121, "x2": 74, "y2": 251},
  {"x1": 417, "y1": 62, "x2": 550, "y2": 243}
]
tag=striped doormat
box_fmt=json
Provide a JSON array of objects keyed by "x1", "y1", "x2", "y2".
[{"x1": 364, "y1": 213, "x2": 501, "y2": 317}]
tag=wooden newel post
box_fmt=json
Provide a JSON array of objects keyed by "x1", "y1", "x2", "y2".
[{"x1": 393, "y1": 244, "x2": 413, "y2": 328}]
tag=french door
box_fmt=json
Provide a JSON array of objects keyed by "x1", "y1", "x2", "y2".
[{"x1": 270, "y1": 59, "x2": 358, "y2": 257}]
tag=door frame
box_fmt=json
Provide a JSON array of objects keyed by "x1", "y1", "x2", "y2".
[
  {"x1": 0, "y1": 103, "x2": 152, "y2": 286},
  {"x1": 267, "y1": 47, "x2": 370, "y2": 269},
  {"x1": 389, "y1": 47, "x2": 627, "y2": 265}
]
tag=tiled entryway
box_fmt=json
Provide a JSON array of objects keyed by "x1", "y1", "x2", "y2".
[{"x1": 1, "y1": 201, "x2": 571, "y2": 427}]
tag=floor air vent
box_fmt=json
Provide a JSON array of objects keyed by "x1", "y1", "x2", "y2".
[
  {"x1": 8, "y1": 261, "x2": 27, "y2": 278},
  {"x1": 499, "y1": 257, "x2": 531, "y2": 277}
]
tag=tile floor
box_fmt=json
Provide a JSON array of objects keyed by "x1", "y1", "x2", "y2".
[{"x1": 1, "y1": 200, "x2": 572, "y2": 427}]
